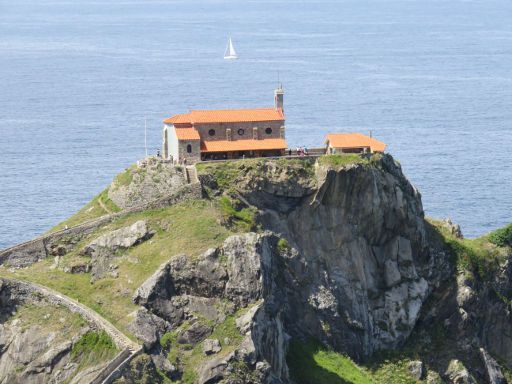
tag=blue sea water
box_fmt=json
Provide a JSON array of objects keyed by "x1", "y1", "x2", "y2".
[{"x1": 1, "y1": 0, "x2": 511, "y2": 248}]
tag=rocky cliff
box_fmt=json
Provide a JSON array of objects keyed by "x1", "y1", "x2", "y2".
[{"x1": 2, "y1": 154, "x2": 512, "y2": 384}]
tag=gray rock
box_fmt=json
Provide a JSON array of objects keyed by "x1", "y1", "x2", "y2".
[
  {"x1": 133, "y1": 259, "x2": 174, "y2": 307},
  {"x1": 479, "y1": 348, "x2": 507, "y2": 384},
  {"x1": 108, "y1": 160, "x2": 188, "y2": 210},
  {"x1": 202, "y1": 339, "x2": 222, "y2": 355},
  {"x1": 83, "y1": 220, "x2": 153, "y2": 281},
  {"x1": 445, "y1": 359, "x2": 476, "y2": 384},
  {"x1": 407, "y1": 360, "x2": 424, "y2": 380},
  {"x1": 83, "y1": 220, "x2": 151, "y2": 254},
  {"x1": 177, "y1": 322, "x2": 212, "y2": 345},
  {"x1": 236, "y1": 303, "x2": 262, "y2": 335},
  {"x1": 384, "y1": 259, "x2": 401, "y2": 287},
  {"x1": 197, "y1": 352, "x2": 233, "y2": 384},
  {"x1": 127, "y1": 308, "x2": 171, "y2": 349}
]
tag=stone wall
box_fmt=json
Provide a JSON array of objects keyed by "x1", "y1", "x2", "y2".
[
  {"x1": 177, "y1": 139, "x2": 201, "y2": 163},
  {"x1": 195, "y1": 120, "x2": 284, "y2": 142},
  {"x1": 0, "y1": 182, "x2": 202, "y2": 268}
]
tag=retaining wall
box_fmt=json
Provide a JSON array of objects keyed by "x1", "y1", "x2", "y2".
[{"x1": 0, "y1": 182, "x2": 202, "y2": 268}]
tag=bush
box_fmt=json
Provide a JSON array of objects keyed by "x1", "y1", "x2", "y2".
[
  {"x1": 489, "y1": 224, "x2": 512, "y2": 248},
  {"x1": 71, "y1": 331, "x2": 118, "y2": 367},
  {"x1": 277, "y1": 238, "x2": 289, "y2": 252},
  {"x1": 219, "y1": 196, "x2": 257, "y2": 231}
]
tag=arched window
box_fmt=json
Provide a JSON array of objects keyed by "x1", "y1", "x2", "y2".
[
  {"x1": 265, "y1": 127, "x2": 272, "y2": 135},
  {"x1": 208, "y1": 129, "x2": 216, "y2": 136},
  {"x1": 187, "y1": 144, "x2": 192, "y2": 153}
]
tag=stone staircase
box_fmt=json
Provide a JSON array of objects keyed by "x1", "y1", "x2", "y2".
[{"x1": 185, "y1": 165, "x2": 199, "y2": 184}]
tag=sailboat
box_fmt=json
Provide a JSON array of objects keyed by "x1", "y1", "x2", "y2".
[{"x1": 224, "y1": 37, "x2": 238, "y2": 60}]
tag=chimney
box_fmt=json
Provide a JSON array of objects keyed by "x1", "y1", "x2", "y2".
[{"x1": 274, "y1": 86, "x2": 284, "y2": 112}]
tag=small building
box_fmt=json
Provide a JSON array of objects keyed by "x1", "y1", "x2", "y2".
[
  {"x1": 325, "y1": 133, "x2": 386, "y2": 154},
  {"x1": 162, "y1": 88, "x2": 287, "y2": 163}
]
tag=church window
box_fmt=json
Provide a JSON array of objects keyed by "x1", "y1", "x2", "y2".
[
  {"x1": 238, "y1": 129, "x2": 245, "y2": 136},
  {"x1": 208, "y1": 129, "x2": 216, "y2": 136},
  {"x1": 265, "y1": 127, "x2": 272, "y2": 135},
  {"x1": 187, "y1": 144, "x2": 192, "y2": 153}
]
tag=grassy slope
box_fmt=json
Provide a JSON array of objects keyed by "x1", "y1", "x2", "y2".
[
  {"x1": 4, "y1": 200, "x2": 236, "y2": 336},
  {"x1": 48, "y1": 188, "x2": 121, "y2": 233}
]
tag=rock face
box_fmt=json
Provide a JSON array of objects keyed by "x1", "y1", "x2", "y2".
[
  {"x1": 108, "y1": 159, "x2": 187, "y2": 209},
  {"x1": 234, "y1": 155, "x2": 444, "y2": 360},
  {"x1": 126, "y1": 154, "x2": 456, "y2": 382},
  {"x1": 131, "y1": 232, "x2": 289, "y2": 383},
  {"x1": 0, "y1": 282, "x2": 108, "y2": 384}
]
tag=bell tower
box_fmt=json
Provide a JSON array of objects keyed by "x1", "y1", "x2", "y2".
[{"x1": 274, "y1": 86, "x2": 284, "y2": 112}]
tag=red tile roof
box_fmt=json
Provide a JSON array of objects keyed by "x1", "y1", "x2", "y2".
[
  {"x1": 175, "y1": 127, "x2": 200, "y2": 140},
  {"x1": 325, "y1": 133, "x2": 386, "y2": 152},
  {"x1": 164, "y1": 108, "x2": 284, "y2": 124},
  {"x1": 201, "y1": 138, "x2": 287, "y2": 153}
]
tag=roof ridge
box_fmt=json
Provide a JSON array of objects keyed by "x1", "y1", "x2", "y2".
[{"x1": 191, "y1": 107, "x2": 276, "y2": 112}]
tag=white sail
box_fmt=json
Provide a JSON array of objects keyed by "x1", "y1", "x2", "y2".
[{"x1": 224, "y1": 37, "x2": 238, "y2": 59}]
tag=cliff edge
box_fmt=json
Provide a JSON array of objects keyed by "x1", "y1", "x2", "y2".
[{"x1": 1, "y1": 154, "x2": 511, "y2": 384}]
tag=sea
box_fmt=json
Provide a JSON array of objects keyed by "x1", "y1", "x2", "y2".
[{"x1": 1, "y1": 0, "x2": 511, "y2": 249}]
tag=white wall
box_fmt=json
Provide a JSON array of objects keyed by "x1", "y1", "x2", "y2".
[{"x1": 165, "y1": 124, "x2": 179, "y2": 161}]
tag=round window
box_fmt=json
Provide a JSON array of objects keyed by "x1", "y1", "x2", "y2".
[
  {"x1": 265, "y1": 127, "x2": 272, "y2": 135},
  {"x1": 208, "y1": 129, "x2": 215, "y2": 136},
  {"x1": 237, "y1": 129, "x2": 245, "y2": 136}
]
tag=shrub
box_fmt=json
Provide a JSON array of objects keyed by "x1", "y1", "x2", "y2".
[
  {"x1": 219, "y1": 196, "x2": 257, "y2": 231},
  {"x1": 277, "y1": 238, "x2": 289, "y2": 252},
  {"x1": 489, "y1": 224, "x2": 512, "y2": 248},
  {"x1": 71, "y1": 331, "x2": 117, "y2": 367}
]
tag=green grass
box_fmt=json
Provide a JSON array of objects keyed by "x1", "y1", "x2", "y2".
[
  {"x1": 5, "y1": 199, "x2": 237, "y2": 337},
  {"x1": 218, "y1": 196, "x2": 258, "y2": 231},
  {"x1": 7, "y1": 302, "x2": 118, "y2": 380},
  {"x1": 426, "y1": 218, "x2": 505, "y2": 280},
  {"x1": 71, "y1": 330, "x2": 119, "y2": 369},
  {"x1": 489, "y1": 223, "x2": 512, "y2": 248},
  {"x1": 317, "y1": 154, "x2": 370, "y2": 168},
  {"x1": 196, "y1": 157, "x2": 317, "y2": 193},
  {"x1": 196, "y1": 160, "x2": 247, "y2": 190},
  {"x1": 11, "y1": 301, "x2": 87, "y2": 335},
  {"x1": 48, "y1": 188, "x2": 120, "y2": 233},
  {"x1": 112, "y1": 165, "x2": 137, "y2": 189},
  {"x1": 287, "y1": 339, "x2": 374, "y2": 384}
]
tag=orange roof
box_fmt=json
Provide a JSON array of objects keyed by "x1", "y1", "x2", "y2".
[
  {"x1": 201, "y1": 138, "x2": 287, "y2": 153},
  {"x1": 164, "y1": 108, "x2": 284, "y2": 124},
  {"x1": 175, "y1": 127, "x2": 200, "y2": 140},
  {"x1": 325, "y1": 133, "x2": 386, "y2": 152}
]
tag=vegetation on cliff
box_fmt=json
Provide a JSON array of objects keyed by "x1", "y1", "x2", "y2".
[{"x1": 3, "y1": 154, "x2": 512, "y2": 384}]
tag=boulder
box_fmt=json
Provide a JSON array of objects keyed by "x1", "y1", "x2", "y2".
[
  {"x1": 83, "y1": 220, "x2": 152, "y2": 255},
  {"x1": 202, "y1": 339, "x2": 222, "y2": 355},
  {"x1": 82, "y1": 220, "x2": 153, "y2": 281},
  {"x1": 128, "y1": 308, "x2": 171, "y2": 349},
  {"x1": 407, "y1": 360, "x2": 425, "y2": 380},
  {"x1": 177, "y1": 322, "x2": 212, "y2": 346},
  {"x1": 133, "y1": 259, "x2": 174, "y2": 307},
  {"x1": 445, "y1": 359, "x2": 476, "y2": 384}
]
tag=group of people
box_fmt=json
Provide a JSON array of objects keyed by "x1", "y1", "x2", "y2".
[{"x1": 288, "y1": 147, "x2": 309, "y2": 156}]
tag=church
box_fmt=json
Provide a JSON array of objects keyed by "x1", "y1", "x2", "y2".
[{"x1": 162, "y1": 87, "x2": 287, "y2": 163}]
